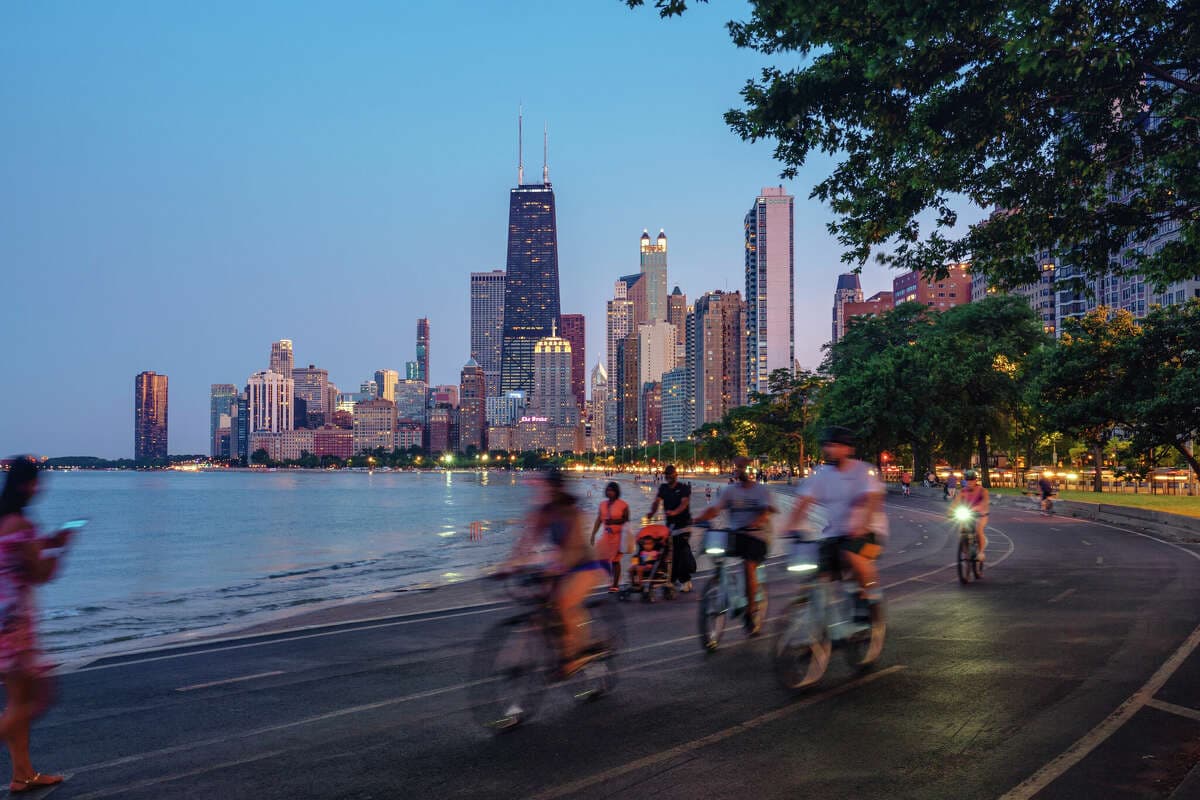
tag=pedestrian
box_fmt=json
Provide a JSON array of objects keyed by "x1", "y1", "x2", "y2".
[
  {"x1": 901, "y1": 471, "x2": 912, "y2": 497},
  {"x1": 590, "y1": 482, "x2": 629, "y2": 592},
  {"x1": 704, "y1": 485, "x2": 712, "y2": 503},
  {"x1": 0, "y1": 457, "x2": 75, "y2": 794},
  {"x1": 648, "y1": 465, "x2": 695, "y2": 591}
]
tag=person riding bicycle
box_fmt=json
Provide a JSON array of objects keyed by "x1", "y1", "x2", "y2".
[
  {"x1": 1038, "y1": 474, "x2": 1055, "y2": 515},
  {"x1": 694, "y1": 456, "x2": 777, "y2": 635},
  {"x1": 783, "y1": 426, "x2": 887, "y2": 631},
  {"x1": 954, "y1": 469, "x2": 989, "y2": 562},
  {"x1": 506, "y1": 468, "x2": 607, "y2": 678}
]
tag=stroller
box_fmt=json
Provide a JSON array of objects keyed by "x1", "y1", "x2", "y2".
[{"x1": 618, "y1": 522, "x2": 676, "y2": 603}]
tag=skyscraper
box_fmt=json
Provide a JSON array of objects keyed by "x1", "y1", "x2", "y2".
[
  {"x1": 501, "y1": 116, "x2": 560, "y2": 395},
  {"x1": 619, "y1": 332, "x2": 641, "y2": 447},
  {"x1": 292, "y1": 365, "x2": 329, "y2": 417},
  {"x1": 405, "y1": 362, "x2": 420, "y2": 380},
  {"x1": 590, "y1": 361, "x2": 608, "y2": 450},
  {"x1": 831, "y1": 273, "x2": 864, "y2": 344},
  {"x1": 416, "y1": 319, "x2": 430, "y2": 384},
  {"x1": 209, "y1": 384, "x2": 237, "y2": 458},
  {"x1": 638, "y1": 320, "x2": 677, "y2": 388},
  {"x1": 640, "y1": 229, "x2": 669, "y2": 322},
  {"x1": 248, "y1": 370, "x2": 295, "y2": 433},
  {"x1": 532, "y1": 325, "x2": 578, "y2": 427},
  {"x1": 270, "y1": 340, "x2": 294, "y2": 378},
  {"x1": 694, "y1": 290, "x2": 745, "y2": 425},
  {"x1": 458, "y1": 358, "x2": 487, "y2": 453},
  {"x1": 745, "y1": 187, "x2": 795, "y2": 394},
  {"x1": 470, "y1": 269, "x2": 506, "y2": 396},
  {"x1": 661, "y1": 367, "x2": 689, "y2": 443},
  {"x1": 374, "y1": 369, "x2": 399, "y2": 403},
  {"x1": 559, "y1": 313, "x2": 586, "y2": 410},
  {"x1": 394, "y1": 379, "x2": 429, "y2": 425},
  {"x1": 134, "y1": 371, "x2": 168, "y2": 461},
  {"x1": 667, "y1": 286, "x2": 687, "y2": 358}
]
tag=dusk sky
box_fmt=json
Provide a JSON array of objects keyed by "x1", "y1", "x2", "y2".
[{"x1": 2, "y1": 1, "x2": 974, "y2": 458}]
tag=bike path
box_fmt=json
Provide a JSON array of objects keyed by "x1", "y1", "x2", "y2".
[{"x1": 17, "y1": 497, "x2": 1200, "y2": 798}]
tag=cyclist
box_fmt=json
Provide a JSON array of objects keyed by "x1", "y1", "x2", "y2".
[
  {"x1": 506, "y1": 469, "x2": 607, "y2": 677},
  {"x1": 955, "y1": 469, "x2": 989, "y2": 562},
  {"x1": 694, "y1": 456, "x2": 777, "y2": 634},
  {"x1": 783, "y1": 427, "x2": 886, "y2": 639},
  {"x1": 1038, "y1": 474, "x2": 1055, "y2": 516},
  {"x1": 590, "y1": 481, "x2": 629, "y2": 592}
]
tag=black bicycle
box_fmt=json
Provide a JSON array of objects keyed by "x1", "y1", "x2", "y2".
[
  {"x1": 469, "y1": 570, "x2": 624, "y2": 732},
  {"x1": 953, "y1": 507, "x2": 984, "y2": 583}
]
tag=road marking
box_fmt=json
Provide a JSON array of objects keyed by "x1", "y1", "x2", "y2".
[
  {"x1": 1048, "y1": 588, "x2": 1076, "y2": 604},
  {"x1": 1146, "y1": 697, "x2": 1200, "y2": 724},
  {"x1": 1081, "y1": 539, "x2": 1093, "y2": 546},
  {"x1": 999, "y1": 622, "x2": 1200, "y2": 799},
  {"x1": 70, "y1": 750, "x2": 293, "y2": 800},
  {"x1": 526, "y1": 665, "x2": 907, "y2": 800},
  {"x1": 175, "y1": 671, "x2": 284, "y2": 692}
]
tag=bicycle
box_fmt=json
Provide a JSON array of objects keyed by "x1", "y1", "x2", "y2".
[
  {"x1": 772, "y1": 536, "x2": 886, "y2": 691},
  {"x1": 469, "y1": 569, "x2": 624, "y2": 732},
  {"x1": 697, "y1": 526, "x2": 768, "y2": 652},
  {"x1": 953, "y1": 506, "x2": 984, "y2": 583}
]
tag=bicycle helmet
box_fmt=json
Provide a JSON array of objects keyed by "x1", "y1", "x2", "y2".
[
  {"x1": 819, "y1": 426, "x2": 856, "y2": 447},
  {"x1": 964, "y1": 469, "x2": 978, "y2": 481}
]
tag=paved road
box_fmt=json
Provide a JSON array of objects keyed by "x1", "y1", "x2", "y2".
[{"x1": 20, "y1": 494, "x2": 1200, "y2": 799}]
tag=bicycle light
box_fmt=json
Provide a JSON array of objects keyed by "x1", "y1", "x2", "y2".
[{"x1": 953, "y1": 506, "x2": 974, "y2": 523}]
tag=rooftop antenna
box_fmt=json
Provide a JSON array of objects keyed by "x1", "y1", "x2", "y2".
[
  {"x1": 543, "y1": 122, "x2": 549, "y2": 184},
  {"x1": 518, "y1": 104, "x2": 524, "y2": 185}
]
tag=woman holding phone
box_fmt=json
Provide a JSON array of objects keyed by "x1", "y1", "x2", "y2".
[{"x1": 0, "y1": 457, "x2": 77, "y2": 793}]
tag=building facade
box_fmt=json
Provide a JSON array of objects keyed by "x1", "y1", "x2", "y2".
[
  {"x1": 209, "y1": 384, "x2": 237, "y2": 458},
  {"x1": 693, "y1": 290, "x2": 745, "y2": 425},
  {"x1": 458, "y1": 358, "x2": 487, "y2": 453},
  {"x1": 639, "y1": 229, "x2": 668, "y2": 322},
  {"x1": 532, "y1": 327, "x2": 578, "y2": 427},
  {"x1": 353, "y1": 399, "x2": 397, "y2": 454},
  {"x1": 292, "y1": 365, "x2": 329, "y2": 418},
  {"x1": 374, "y1": 369, "x2": 399, "y2": 403},
  {"x1": 660, "y1": 367, "x2": 689, "y2": 443},
  {"x1": 394, "y1": 380, "x2": 428, "y2": 424},
  {"x1": 134, "y1": 371, "x2": 168, "y2": 461},
  {"x1": 486, "y1": 391, "x2": 526, "y2": 427},
  {"x1": 641, "y1": 382, "x2": 662, "y2": 445},
  {"x1": 745, "y1": 187, "x2": 795, "y2": 394},
  {"x1": 831, "y1": 273, "x2": 864, "y2": 344},
  {"x1": 248, "y1": 370, "x2": 295, "y2": 433},
  {"x1": 470, "y1": 269, "x2": 506, "y2": 396},
  {"x1": 313, "y1": 427, "x2": 354, "y2": 460},
  {"x1": 589, "y1": 362, "x2": 608, "y2": 450},
  {"x1": 415, "y1": 318, "x2": 430, "y2": 384},
  {"x1": 843, "y1": 291, "x2": 895, "y2": 328},
  {"x1": 559, "y1": 313, "x2": 586, "y2": 410},
  {"x1": 269, "y1": 339, "x2": 294, "y2": 379},
  {"x1": 892, "y1": 263, "x2": 972, "y2": 311}
]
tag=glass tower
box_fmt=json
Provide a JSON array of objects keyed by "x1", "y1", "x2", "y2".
[{"x1": 501, "y1": 183, "x2": 560, "y2": 395}]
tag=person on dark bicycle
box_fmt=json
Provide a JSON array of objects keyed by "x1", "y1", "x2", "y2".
[
  {"x1": 955, "y1": 469, "x2": 990, "y2": 561},
  {"x1": 1038, "y1": 474, "x2": 1056, "y2": 515},
  {"x1": 783, "y1": 427, "x2": 887, "y2": 634},
  {"x1": 505, "y1": 468, "x2": 608, "y2": 678},
  {"x1": 694, "y1": 456, "x2": 777, "y2": 634}
]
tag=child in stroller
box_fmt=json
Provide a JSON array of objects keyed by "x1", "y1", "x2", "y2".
[{"x1": 620, "y1": 522, "x2": 675, "y2": 603}]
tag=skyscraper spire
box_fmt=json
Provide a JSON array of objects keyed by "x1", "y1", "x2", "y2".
[
  {"x1": 543, "y1": 122, "x2": 549, "y2": 184},
  {"x1": 517, "y1": 105, "x2": 524, "y2": 186}
]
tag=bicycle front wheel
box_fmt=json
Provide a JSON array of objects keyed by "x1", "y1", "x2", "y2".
[
  {"x1": 698, "y1": 575, "x2": 729, "y2": 652},
  {"x1": 468, "y1": 615, "x2": 552, "y2": 732},
  {"x1": 773, "y1": 596, "x2": 828, "y2": 691},
  {"x1": 957, "y1": 536, "x2": 972, "y2": 584}
]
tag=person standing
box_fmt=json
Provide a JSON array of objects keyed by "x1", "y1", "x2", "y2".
[
  {"x1": 648, "y1": 465, "x2": 695, "y2": 591},
  {"x1": 590, "y1": 482, "x2": 629, "y2": 592},
  {"x1": 0, "y1": 457, "x2": 74, "y2": 794}
]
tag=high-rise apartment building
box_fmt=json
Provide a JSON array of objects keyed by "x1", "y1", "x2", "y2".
[
  {"x1": 619, "y1": 332, "x2": 641, "y2": 447},
  {"x1": 606, "y1": 280, "x2": 635, "y2": 393},
  {"x1": 639, "y1": 229, "x2": 668, "y2": 322},
  {"x1": 247, "y1": 370, "x2": 295, "y2": 433},
  {"x1": 667, "y1": 287, "x2": 687, "y2": 359},
  {"x1": 500, "y1": 120, "x2": 560, "y2": 396},
  {"x1": 590, "y1": 362, "x2": 608, "y2": 450},
  {"x1": 532, "y1": 325, "x2": 578, "y2": 427},
  {"x1": 832, "y1": 273, "x2": 865, "y2": 344},
  {"x1": 458, "y1": 358, "x2": 487, "y2": 453},
  {"x1": 660, "y1": 367, "x2": 689, "y2": 443},
  {"x1": 235, "y1": 390, "x2": 250, "y2": 463},
  {"x1": 269, "y1": 339, "x2": 294, "y2": 378},
  {"x1": 209, "y1": 384, "x2": 237, "y2": 458},
  {"x1": 415, "y1": 319, "x2": 430, "y2": 384},
  {"x1": 694, "y1": 290, "x2": 745, "y2": 425},
  {"x1": 559, "y1": 313, "x2": 586, "y2": 410},
  {"x1": 353, "y1": 399, "x2": 397, "y2": 455},
  {"x1": 374, "y1": 369, "x2": 399, "y2": 403},
  {"x1": 394, "y1": 380, "x2": 428, "y2": 424},
  {"x1": 641, "y1": 382, "x2": 662, "y2": 445},
  {"x1": 745, "y1": 187, "x2": 795, "y2": 393},
  {"x1": 292, "y1": 365, "x2": 329, "y2": 417},
  {"x1": 470, "y1": 269, "x2": 506, "y2": 396},
  {"x1": 638, "y1": 320, "x2": 677, "y2": 388},
  {"x1": 134, "y1": 371, "x2": 168, "y2": 461}
]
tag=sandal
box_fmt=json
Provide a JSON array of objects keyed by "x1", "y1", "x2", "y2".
[{"x1": 10, "y1": 773, "x2": 64, "y2": 793}]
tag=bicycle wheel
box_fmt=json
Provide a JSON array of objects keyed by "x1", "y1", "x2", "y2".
[
  {"x1": 773, "y1": 596, "x2": 828, "y2": 691},
  {"x1": 843, "y1": 599, "x2": 886, "y2": 672},
  {"x1": 468, "y1": 615, "x2": 552, "y2": 732},
  {"x1": 957, "y1": 536, "x2": 972, "y2": 584},
  {"x1": 698, "y1": 575, "x2": 729, "y2": 652},
  {"x1": 563, "y1": 597, "x2": 625, "y2": 701}
]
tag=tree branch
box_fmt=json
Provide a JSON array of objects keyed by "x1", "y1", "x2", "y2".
[{"x1": 1138, "y1": 62, "x2": 1200, "y2": 94}]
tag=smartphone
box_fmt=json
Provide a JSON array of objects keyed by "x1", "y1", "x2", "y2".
[{"x1": 60, "y1": 519, "x2": 88, "y2": 532}]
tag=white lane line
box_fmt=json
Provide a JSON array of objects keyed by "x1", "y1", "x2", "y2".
[
  {"x1": 175, "y1": 671, "x2": 284, "y2": 692},
  {"x1": 526, "y1": 665, "x2": 907, "y2": 800},
  {"x1": 1081, "y1": 539, "x2": 1093, "y2": 546},
  {"x1": 1048, "y1": 588, "x2": 1077, "y2": 605},
  {"x1": 70, "y1": 750, "x2": 292, "y2": 800},
  {"x1": 1000, "y1": 622, "x2": 1200, "y2": 800},
  {"x1": 1146, "y1": 698, "x2": 1200, "y2": 724}
]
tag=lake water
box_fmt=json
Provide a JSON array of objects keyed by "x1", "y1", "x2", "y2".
[{"x1": 21, "y1": 470, "x2": 560, "y2": 658}]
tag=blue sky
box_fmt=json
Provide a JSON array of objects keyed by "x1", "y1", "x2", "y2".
[{"x1": 2, "y1": 1, "x2": 923, "y2": 458}]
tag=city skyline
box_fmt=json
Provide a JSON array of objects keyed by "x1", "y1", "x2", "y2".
[{"x1": 2, "y1": 2, "x2": 957, "y2": 458}]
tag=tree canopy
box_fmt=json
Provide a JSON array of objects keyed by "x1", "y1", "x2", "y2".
[{"x1": 628, "y1": 0, "x2": 1200, "y2": 290}]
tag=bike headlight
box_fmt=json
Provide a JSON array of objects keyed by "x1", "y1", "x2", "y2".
[{"x1": 953, "y1": 506, "x2": 974, "y2": 523}]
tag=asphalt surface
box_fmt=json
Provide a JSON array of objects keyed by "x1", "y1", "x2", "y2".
[{"x1": 15, "y1": 491, "x2": 1200, "y2": 799}]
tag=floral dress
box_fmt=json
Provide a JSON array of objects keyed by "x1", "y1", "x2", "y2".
[{"x1": 0, "y1": 523, "x2": 45, "y2": 675}]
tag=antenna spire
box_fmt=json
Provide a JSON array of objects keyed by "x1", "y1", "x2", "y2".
[
  {"x1": 518, "y1": 105, "x2": 524, "y2": 185},
  {"x1": 543, "y1": 123, "x2": 549, "y2": 184}
]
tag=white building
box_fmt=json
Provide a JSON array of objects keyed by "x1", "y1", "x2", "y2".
[
  {"x1": 589, "y1": 362, "x2": 608, "y2": 451},
  {"x1": 247, "y1": 370, "x2": 295, "y2": 433},
  {"x1": 745, "y1": 187, "x2": 795, "y2": 392}
]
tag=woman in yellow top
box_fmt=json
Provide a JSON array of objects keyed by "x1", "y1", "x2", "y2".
[{"x1": 590, "y1": 482, "x2": 629, "y2": 592}]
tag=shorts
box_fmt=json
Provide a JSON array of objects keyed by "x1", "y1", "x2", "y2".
[
  {"x1": 727, "y1": 531, "x2": 768, "y2": 563},
  {"x1": 818, "y1": 534, "x2": 883, "y2": 576}
]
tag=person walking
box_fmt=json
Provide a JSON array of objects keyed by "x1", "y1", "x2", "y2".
[
  {"x1": 0, "y1": 457, "x2": 74, "y2": 794},
  {"x1": 648, "y1": 465, "x2": 696, "y2": 592},
  {"x1": 590, "y1": 482, "x2": 629, "y2": 592}
]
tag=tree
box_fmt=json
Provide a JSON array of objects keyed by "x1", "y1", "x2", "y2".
[
  {"x1": 747, "y1": 368, "x2": 827, "y2": 467},
  {"x1": 250, "y1": 448, "x2": 271, "y2": 467},
  {"x1": 1038, "y1": 308, "x2": 1140, "y2": 491},
  {"x1": 628, "y1": 0, "x2": 1200, "y2": 290}
]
